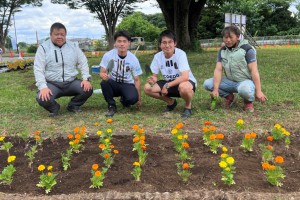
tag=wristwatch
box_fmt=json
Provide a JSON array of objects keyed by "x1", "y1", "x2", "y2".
[
  {"x1": 164, "y1": 82, "x2": 170, "y2": 89},
  {"x1": 87, "y1": 77, "x2": 92, "y2": 82}
]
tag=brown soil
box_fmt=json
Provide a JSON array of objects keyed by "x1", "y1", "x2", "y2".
[{"x1": 0, "y1": 132, "x2": 299, "y2": 200}]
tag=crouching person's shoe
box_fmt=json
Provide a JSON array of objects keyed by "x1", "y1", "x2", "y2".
[
  {"x1": 224, "y1": 94, "x2": 236, "y2": 109},
  {"x1": 244, "y1": 101, "x2": 254, "y2": 113},
  {"x1": 163, "y1": 99, "x2": 177, "y2": 112},
  {"x1": 105, "y1": 106, "x2": 117, "y2": 117},
  {"x1": 181, "y1": 108, "x2": 192, "y2": 118},
  {"x1": 67, "y1": 105, "x2": 82, "y2": 112}
]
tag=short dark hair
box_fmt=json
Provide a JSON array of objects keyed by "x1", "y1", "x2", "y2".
[
  {"x1": 50, "y1": 22, "x2": 67, "y2": 35},
  {"x1": 159, "y1": 30, "x2": 177, "y2": 43},
  {"x1": 114, "y1": 30, "x2": 131, "y2": 41},
  {"x1": 222, "y1": 25, "x2": 240, "y2": 38}
]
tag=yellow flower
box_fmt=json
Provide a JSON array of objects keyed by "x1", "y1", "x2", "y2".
[
  {"x1": 0, "y1": 136, "x2": 5, "y2": 142},
  {"x1": 225, "y1": 167, "x2": 231, "y2": 171},
  {"x1": 47, "y1": 172, "x2": 52, "y2": 176},
  {"x1": 237, "y1": 119, "x2": 244, "y2": 125},
  {"x1": 69, "y1": 141, "x2": 74, "y2": 146},
  {"x1": 226, "y1": 157, "x2": 235, "y2": 165},
  {"x1": 183, "y1": 134, "x2": 188, "y2": 139},
  {"x1": 7, "y1": 155, "x2": 16, "y2": 163},
  {"x1": 105, "y1": 139, "x2": 110, "y2": 143},
  {"x1": 222, "y1": 146, "x2": 228, "y2": 152},
  {"x1": 171, "y1": 129, "x2": 178, "y2": 135},
  {"x1": 94, "y1": 122, "x2": 99, "y2": 126},
  {"x1": 219, "y1": 161, "x2": 228, "y2": 168},
  {"x1": 107, "y1": 129, "x2": 112, "y2": 133},
  {"x1": 47, "y1": 166, "x2": 53, "y2": 171},
  {"x1": 107, "y1": 118, "x2": 113, "y2": 123},
  {"x1": 38, "y1": 165, "x2": 45, "y2": 171},
  {"x1": 96, "y1": 131, "x2": 102, "y2": 135},
  {"x1": 133, "y1": 162, "x2": 140, "y2": 167},
  {"x1": 177, "y1": 135, "x2": 183, "y2": 140},
  {"x1": 283, "y1": 131, "x2": 290, "y2": 136},
  {"x1": 274, "y1": 123, "x2": 281, "y2": 129},
  {"x1": 221, "y1": 153, "x2": 228, "y2": 158}
]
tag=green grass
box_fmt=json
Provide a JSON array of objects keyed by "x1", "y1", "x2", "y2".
[{"x1": 0, "y1": 47, "x2": 299, "y2": 136}]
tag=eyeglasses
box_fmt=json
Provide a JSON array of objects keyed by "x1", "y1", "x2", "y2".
[{"x1": 161, "y1": 40, "x2": 174, "y2": 46}]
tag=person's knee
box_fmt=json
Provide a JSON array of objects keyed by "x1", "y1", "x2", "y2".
[
  {"x1": 238, "y1": 85, "x2": 254, "y2": 100},
  {"x1": 144, "y1": 83, "x2": 152, "y2": 95},
  {"x1": 203, "y1": 78, "x2": 213, "y2": 91},
  {"x1": 36, "y1": 97, "x2": 54, "y2": 107}
]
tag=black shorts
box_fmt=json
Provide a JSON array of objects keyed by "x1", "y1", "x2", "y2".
[{"x1": 157, "y1": 80, "x2": 196, "y2": 97}]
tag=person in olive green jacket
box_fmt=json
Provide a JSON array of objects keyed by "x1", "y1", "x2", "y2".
[{"x1": 203, "y1": 25, "x2": 267, "y2": 112}]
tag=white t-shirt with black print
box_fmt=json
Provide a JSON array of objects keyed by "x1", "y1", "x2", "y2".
[
  {"x1": 100, "y1": 48, "x2": 143, "y2": 84},
  {"x1": 150, "y1": 48, "x2": 197, "y2": 87}
]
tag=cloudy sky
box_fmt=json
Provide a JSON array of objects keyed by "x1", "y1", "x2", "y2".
[{"x1": 9, "y1": 0, "x2": 161, "y2": 45}]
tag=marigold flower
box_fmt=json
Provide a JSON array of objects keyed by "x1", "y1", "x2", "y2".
[
  {"x1": 34, "y1": 135, "x2": 40, "y2": 140},
  {"x1": 183, "y1": 134, "x2": 188, "y2": 139},
  {"x1": 226, "y1": 157, "x2": 235, "y2": 165},
  {"x1": 99, "y1": 144, "x2": 105, "y2": 149},
  {"x1": 81, "y1": 126, "x2": 87, "y2": 132},
  {"x1": 209, "y1": 126, "x2": 216, "y2": 131},
  {"x1": 221, "y1": 153, "x2": 228, "y2": 158},
  {"x1": 267, "y1": 136, "x2": 273, "y2": 142},
  {"x1": 275, "y1": 156, "x2": 284, "y2": 164},
  {"x1": 176, "y1": 122, "x2": 184, "y2": 129},
  {"x1": 133, "y1": 136, "x2": 140, "y2": 143},
  {"x1": 222, "y1": 146, "x2": 228, "y2": 152},
  {"x1": 202, "y1": 127, "x2": 209, "y2": 133},
  {"x1": 266, "y1": 145, "x2": 273, "y2": 150},
  {"x1": 79, "y1": 130, "x2": 85, "y2": 136},
  {"x1": 204, "y1": 121, "x2": 212, "y2": 125},
  {"x1": 67, "y1": 134, "x2": 73, "y2": 139},
  {"x1": 74, "y1": 127, "x2": 80, "y2": 133},
  {"x1": 283, "y1": 131, "x2": 290, "y2": 136},
  {"x1": 38, "y1": 165, "x2": 45, "y2": 171},
  {"x1": 0, "y1": 136, "x2": 5, "y2": 142},
  {"x1": 74, "y1": 139, "x2": 80, "y2": 144},
  {"x1": 250, "y1": 132, "x2": 257, "y2": 138},
  {"x1": 237, "y1": 119, "x2": 244, "y2": 125},
  {"x1": 133, "y1": 162, "x2": 140, "y2": 166},
  {"x1": 262, "y1": 162, "x2": 270, "y2": 170},
  {"x1": 140, "y1": 136, "x2": 145, "y2": 141},
  {"x1": 95, "y1": 170, "x2": 101, "y2": 177},
  {"x1": 245, "y1": 133, "x2": 251, "y2": 139},
  {"x1": 171, "y1": 129, "x2": 178, "y2": 135},
  {"x1": 107, "y1": 118, "x2": 113, "y2": 123},
  {"x1": 215, "y1": 133, "x2": 224, "y2": 139},
  {"x1": 182, "y1": 163, "x2": 190, "y2": 169},
  {"x1": 96, "y1": 131, "x2": 102, "y2": 136},
  {"x1": 34, "y1": 130, "x2": 41, "y2": 135},
  {"x1": 92, "y1": 164, "x2": 99, "y2": 170},
  {"x1": 104, "y1": 154, "x2": 110, "y2": 159},
  {"x1": 107, "y1": 129, "x2": 112, "y2": 133},
  {"x1": 75, "y1": 134, "x2": 81, "y2": 140},
  {"x1": 105, "y1": 139, "x2": 110, "y2": 143},
  {"x1": 140, "y1": 140, "x2": 145, "y2": 146},
  {"x1": 268, "y1": 165, "x2": 276, "y2": 170},
  {"x1": 209, "y1": 134, "x2": 216, "y2": 140},
  {"x1": 47, "y1": 172, "x2": 52, "y2": 176},
  {"x1": 225, "y1": 167, "x2": 231, "y2": 171},
  {"x1": 113, "y1": 149, "x2": 119, "y2": 154},
  {"x1": 109, "y1": 145, "x2": 115, "y2": 149},
  {"x1": 274, "y1": 123, "x2": 281, "y2": 129},
  {"x1": 177, "y1": 135, "x2": 183, "y2": 140},
  {"x1": 132, "y1": 124, "x2": 139, "y2": 130},
  {"x1": 7, "y1": 155, "x2": 16, "y2": 163},
  {"x1": 94, "y1": 122, "x2": 99, "y2": 126},
  {"x1": 47, "y1": 166, "x2": 53, "y2": 171},
  {"x1": 219, "y1": 161, "x2": 227, "y2": 168},
  {"x1": 138, "y1": 129, "x2": 145, "y2": 134},
  {"x1": 141, "y1": 145, "x2": 147, "y2": 151},
  {"x1": 69, "y1": 141, "x2": 74, "y2": 146},
  {"x1": 182, "y1": 142, "x2": 190, "y2": 148}
]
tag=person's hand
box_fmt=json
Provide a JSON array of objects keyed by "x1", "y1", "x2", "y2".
[
  {"x1": 39, "y1": 88, "x2": 52, "y2": 101},
  {"x1": 210, "y1": 89, "x2": 219, "y2": 98},
  {"x1": 161, "y1": 86, "x2": 168, "y2": 96},
  {"x1": 256, "y1": 91, "x2": 268, "y2": 103},
  {"x1": 100, "y1": 72, "x2": 110, "y2": 81},
  {"x1": 147, "y1": 75, "x2": 157, "y2": 85},
  {"x1": 137, "y1": 99, "x2": 142, "y2": 108},
  {"x1": 81, "y1": 80, "x2": 93, "y2": 92}
]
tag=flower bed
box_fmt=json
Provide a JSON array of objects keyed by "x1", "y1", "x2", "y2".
[
  {"x1": 0, "y1": 59, "x2": 34, "y2": 71},
  {"x1": 0, "y1": 128, "x2": 299, "y2": 198}
]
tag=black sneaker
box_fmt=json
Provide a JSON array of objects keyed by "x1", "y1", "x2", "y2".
[
  {"x1": 181, "y1": 108, "x2": 192, "y2": 118},
  {"x1": 67, "y1": 105, "x2": 82, "y2": 112},
  {"x1": 49, "y1": 104, "x2": 60, "y2": 117},
  {"x1": 105, "y1": 106, "x2": 116, "y2": 117},
  {"x1": 163, "y1": 99, "x2": 177, "y2": 112}
]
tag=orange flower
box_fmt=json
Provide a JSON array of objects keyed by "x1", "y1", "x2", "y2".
[
  {"x1": 92, "y1": 164, "x2": 99, "y2": 170},
  {"x1": 109, "y1": 145, "x2": 115, "y2": 149},
  {"x1": 104, "y1": 154, "x2": 110, "y2": 159},
  {"x1": 209, "y1": 134, "x2": 216, "y2": 140},
  {"x1": 245, "y1": 133, "x2": 251, "y2": 139},
  {"x1": 175, "y1": 122, "x2": 184, "y2": 129},
  {"x1": 34, "y1": 130, "x2": 41, "y2": 135},
  {"x1": 268, "y1": 165, "x2": 276, "y2": 170},
  {"x1": 95, "y1": 170, "x2": 101, "y2": 177},
  {"x1": 74, "y1": 127, "x2": 80, "y2": 133},
  {"x1": 47, "y1": 172, "x2": 52, "y2": 176},
  {"x1": 267, "y1": 136, "x2": 273, "y2": 142},
  {"x1": 75, "y1": 134, "x2": 81, "y2": 140},
  {"x1": 275, "y1": 156, "x2": 284, "y2": 164},
  {"x1": 182, "y1": 142, "x2": 190, "y2": 148},
  {"x1": 94, "y1": 122, "x2": 99, "y2": 126},
  {"x1": 113, "y1": 149, "x2": 119, "y2": 154},
  {"x1": 133, "y1": 136, "x2": 140, "y2": 143},
  {"x1": 137, "y1": 129, "x2": 145, "y2": 134},
  {"x1": 99, "y1": 144, "x2": 105, "y2": 149},
  {"x1": 74, "y1": 139, "x2": 80, "y2": 144},
  {"x1": 250, "y1": 132, "x2": 257, "y2": 138},
  {"x1": 34, "y1": 135, "x2": 40, "y2": 140},
  {"x1": 140, "y1": 140, "x2": 145, "y2": 146},
  {"x1": 141, "y1": 145, "x2": 147, "y2": 151},
  {"x1": 262, "y1": 162, "x2": 270, "y2": 170},
  {"x1": 202, "y1": 127, "x2": 209, "y2": 133},
  {"x1": 209, "y1": 126, "x2": 216, "y2": 131},
  {"x1": 79, "y1": 130, "x2": 85, "y2": 136},
  {"x1": 204, "y1": 121, "x2": 212, "y2": 125},
  {"x1": 81, "y1": 126, "x2": 87, "y2": 132},
  {"x1": 182, "y1": 163, "x2": 189, "y2": 169},
  {"x1": 266, "y1": 145, "x2": 273, "y2": 150},
  {"x1": 132, "y1": 124, "x2": 139, "y2": 130},
  {"x1": 215, "y1": 133, "x2": 224, "y2": 139},
  {"x1": 67, "y1": 134, "x2": 73, "y2": 139},
  {"x1": 107, "y1": 118, "x2": 113, "y2": 123},
  {"x1": 140, "y1": 135, "x2": 145, "y2": 141}
]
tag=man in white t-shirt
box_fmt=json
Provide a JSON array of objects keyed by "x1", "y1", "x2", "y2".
[
  {"x1": 144, "y1": 30, "x2": 197, "y2": 117},
  {"x1": 100, "y1": 30, "x2": 143, "y2": 117}
]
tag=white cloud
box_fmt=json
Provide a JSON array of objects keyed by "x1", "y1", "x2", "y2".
[{"x1": 9, "y1": 0, "x2": 161, "y2": 44}]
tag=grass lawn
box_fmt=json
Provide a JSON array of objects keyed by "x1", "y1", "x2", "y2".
[{"x1": 0, "y1": 47, "x2": 299, "y2": 137}]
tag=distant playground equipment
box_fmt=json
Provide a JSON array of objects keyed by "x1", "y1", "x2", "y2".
[{"x1": 130, "y1": 37, "x2": 145, "y2": 50}]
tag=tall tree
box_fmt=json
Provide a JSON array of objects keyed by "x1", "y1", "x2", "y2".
[
  {"x1": 156, "y1": 0, "x2": 207, "y2": 50},
  {"x1": 0, "y1": 0, "x2": 42, "y2": 53},
  {"x1": 52, "y1": 0, "x2": 146, "y2": 50}
]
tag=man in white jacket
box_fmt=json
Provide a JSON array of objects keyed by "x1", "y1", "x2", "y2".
[{"x1": 34, "y1": 22, "x2": 93, "y2": 117}]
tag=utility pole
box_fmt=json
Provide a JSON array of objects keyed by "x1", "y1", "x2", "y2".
[{"x1": 13, "y1": 14, "x2": 19, "y2": 54}]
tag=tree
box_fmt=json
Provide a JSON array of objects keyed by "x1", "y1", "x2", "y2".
[
  {"x1": 117, "y1": 12, "x2": 161, "y2": 42},
  {"x1": 156, "y1": 0, "x2": 207, "y2": 50},
  {"x1": 0, "y1": 0, "x2": 42, "y2": 53},
  {"x1": 142, "y1": 13, "x2": 166, "y2": 29},
  {"x1": 51, "y1": 0, "x2": 146, "y2": 50}
]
